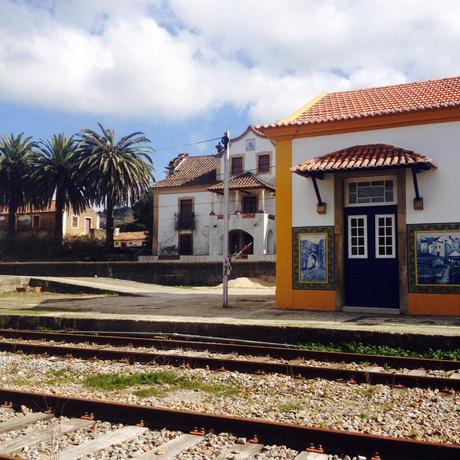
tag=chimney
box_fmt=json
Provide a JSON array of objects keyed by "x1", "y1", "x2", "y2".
[{"x1": 165, "y1": 153, "x2": 189, "y2": 176}]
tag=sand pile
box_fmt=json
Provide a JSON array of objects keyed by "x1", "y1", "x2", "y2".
[{"x1": 217, "y1": 277, "x2": 275, "y2": 288}]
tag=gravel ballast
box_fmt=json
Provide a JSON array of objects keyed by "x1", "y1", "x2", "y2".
[{"x1": 0, "y1": 351, "x2": 458, "y2": 445}]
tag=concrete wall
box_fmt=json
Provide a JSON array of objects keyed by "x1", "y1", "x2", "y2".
[{"x1": 0, "y1": 261, "x2": 275, "y2": 286}]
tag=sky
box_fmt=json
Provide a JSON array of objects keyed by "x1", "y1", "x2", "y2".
[{"x1": 1, "y1": 0, "x2": 460, "y2": 180}]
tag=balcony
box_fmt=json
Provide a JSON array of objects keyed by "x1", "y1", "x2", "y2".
[{"x1": 175, "y1": 212, "x2": 195, "y2": 230}]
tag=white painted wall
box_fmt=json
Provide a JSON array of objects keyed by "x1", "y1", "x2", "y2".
[
  {"x1": 292, "y1": 121, "x2": 460, "y2": 226},
  {"x1": 157, "y1": 191, "x2": 214, "y2": 255},
  {"x1": 217, "y1": 130, "x2": 275, "y2": 187}
]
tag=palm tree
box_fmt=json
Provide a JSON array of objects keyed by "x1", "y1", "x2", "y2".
[
  {"x1": 32, "y1": 134, "x2": 88, "y2": 246},
  {"x1": 0, "y1": 133, "x2": 37, "y2": 236},
  {"x1": 75, "y1": 124, "x2": 154, "y2": 249}
]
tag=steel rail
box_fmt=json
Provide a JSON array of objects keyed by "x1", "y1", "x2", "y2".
[
  {"x1": 1, "y1": 328, "x2": 458, "y2": 371},
  {"x1": 0, "y1": 339, "x2": 459, "y2": 392},
  {"x1": 0, "y1": 388, "x2": 459, "y2": 460}
]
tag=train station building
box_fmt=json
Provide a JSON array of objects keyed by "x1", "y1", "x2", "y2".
[{"x1": 261, "y1": 76, "x2": 460, "y2": 316}]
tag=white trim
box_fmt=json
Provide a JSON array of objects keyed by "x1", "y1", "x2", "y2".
[
  {"x1": 375, "y1": 214, "x2": 396, "y2": 259},
  {"x1": 347, "y1": 214, "x2": 368, "y2": 259},
  {"x1": 345, "y1": 175, "x2": 397, "y2": 207},
  {"x1": 71, "y1": 215, "x2": 79, "y2": 229}
]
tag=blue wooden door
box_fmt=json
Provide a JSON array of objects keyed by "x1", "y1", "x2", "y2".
[{"x1": 344, "y1": 206, "x2": 399, "y2": 308}]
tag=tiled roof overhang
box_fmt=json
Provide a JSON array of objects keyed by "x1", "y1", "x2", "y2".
[
  {"x1": 291, "y1": 144, "x2": 437, "y2": 178},
  {"x1": 208, "y1": 172, "x2": 275, "y2": 194}
]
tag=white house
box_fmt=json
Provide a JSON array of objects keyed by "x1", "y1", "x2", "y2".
[{"x1": 149, "y1": 126, "x2": 276, "y2": 261}]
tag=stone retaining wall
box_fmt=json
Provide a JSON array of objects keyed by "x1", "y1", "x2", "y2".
[{"x1": 0, "y1": 261, "x2": 275, "y2": 286}]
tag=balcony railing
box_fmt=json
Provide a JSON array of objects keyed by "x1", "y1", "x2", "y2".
[{"x1": 175, "y1": 212, "x2": 195, "y2": 230}]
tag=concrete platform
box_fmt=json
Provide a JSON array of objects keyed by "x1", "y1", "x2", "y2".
[{"x1": 0, "y1": 276, "x2": 459, "y2": 349}]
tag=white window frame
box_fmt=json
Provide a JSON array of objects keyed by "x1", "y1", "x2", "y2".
[
  {"x1": 348, "y1": 214, "x2": 368, "y2": 259},
  {"x1": 71, "y1": 215, "x2": 79, "y2": 228},
  {"x1": 375, "y1": 214, "x2": 396, "y2": 259},
  {"x1": 345, "y1": 175, "x2": 397, "y2": 207}
]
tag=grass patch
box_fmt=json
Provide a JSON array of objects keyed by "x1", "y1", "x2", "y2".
[
  {"x1": 45, "y1": 369, "x2": 77, "y2": 385},
  {"x1": 278, "y1": 402, "x2": 303, "y2": 413},
  {"x1": 84, "y1": 370, "x2": 241, "y2": 398},
  {"x1": 296, "y1": 341, "x2": 460, "y2": 361}
]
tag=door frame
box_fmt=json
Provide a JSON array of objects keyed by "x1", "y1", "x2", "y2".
[{"x1": 334, "y1": 169, "x2": 407, "y2": 314}]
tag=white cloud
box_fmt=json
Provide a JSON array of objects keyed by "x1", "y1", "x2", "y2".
[{"x1": 1, "y1": 0, "x2": 460, "y2": 124}]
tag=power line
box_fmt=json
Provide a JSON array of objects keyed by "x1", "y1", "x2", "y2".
[{"x1": 153, "y1": 136, "x2": 223, "y2": 152}]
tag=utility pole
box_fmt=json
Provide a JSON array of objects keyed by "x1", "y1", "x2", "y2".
[{"x1": 221, "y1": 132, "x2": 230, "y2": 308}]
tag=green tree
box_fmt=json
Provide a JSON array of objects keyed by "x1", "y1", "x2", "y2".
[
  {"x1": 32, "y1": 134, "x2": 88, "y2": 246},
  {"x1": 75, "y1": 124, "x2": 154, "y2": 249},
  {"x1": 0, "y1": 133, "x2": 37, "y2": 236}
]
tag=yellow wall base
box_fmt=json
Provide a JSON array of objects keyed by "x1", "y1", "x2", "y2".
[
  {"x1": 276, "y1": 289, "x2": 336, "y2": 311},
  {"x1": 408, "y1": 293, "x2": 460, "y2": 316}
]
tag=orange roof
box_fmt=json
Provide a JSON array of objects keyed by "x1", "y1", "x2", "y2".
[
  {"x1": 209, "y1": 172, "x2": 275, "y2": 193},
  {"x1": 153, "y1": 154, "x2": 218, "y2": 188},
  {"x1": 291, "y1": 144, "x2": 436, "y2": 177},
  {"x1": 263, "y1": 76, "x2": 460, "y2": 128},
  {"x1": 0, "y1": 202, "x2": 56, "y2": 214},
  {"x1": 114, "y1": 231, "x2": 148, "y2": 241}
]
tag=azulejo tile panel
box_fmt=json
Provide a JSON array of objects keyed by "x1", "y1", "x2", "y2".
[
  {"x1": 408, "y1": 223, "x2": 460, "y2": 294},
  {"x1": 292, "y1": 226, "x2": 335, "y2": 290}
]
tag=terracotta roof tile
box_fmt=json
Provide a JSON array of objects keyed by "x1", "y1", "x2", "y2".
[
  {"x1": 263, "y1": 76, "x2": 460, "y2": 127},
  {"x1": 209, "y1": 172, "x2": 275, "y2": 193},
  {"x1": 153, "y1": 154, "x2": 218, "y2": 188},
  {"x1": 114, "y1": 231, "x2": 148, "y2": 241},
  {"x1": 291, "y1": 144, "x2": 436, "y2": 176},
  {"x1": 0, "y1": 202, "x2": 57, "y2": 214}
]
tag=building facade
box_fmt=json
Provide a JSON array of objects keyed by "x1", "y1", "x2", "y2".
[
  {"x1": 261, "y1": 76, "x2": 460, "y2": 316},
  {"x1": 150, "y1": 126, "x2": 276, "y2": 261},
  {"x1": 0, "y1": 202, "x2": 100, "y2": 238}
]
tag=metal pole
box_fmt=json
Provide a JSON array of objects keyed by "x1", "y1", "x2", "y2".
[{"x1": 222, "y1": 131, "x2": 230, "y2": 308}]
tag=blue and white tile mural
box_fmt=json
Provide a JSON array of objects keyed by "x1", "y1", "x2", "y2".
[
  {"x1": 416, "y1": 231, "x2": 460, "y2": 285},
  {"x1": 299, "y1": 233, "x2": 327, "y2": 283}
]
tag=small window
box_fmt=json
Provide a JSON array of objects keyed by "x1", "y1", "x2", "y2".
[
  {"x1": 375, "y1": 214, "x2": 396, "y2": 258},
  {"x1": 246, "y1": 139, "x2": 255, "y2": 151},
  {"x1": 71, "y1": 215, "x2": 79, "y2": 228},
  {"x1": 346, "y1": 177, "x2": 396, "y2": 206},
  {"x1": 257, "y1": 154, "x2": 270, "y2": 174},
  {"x1": 242, "y1": 196, "x2": 257, "y2": 213},
  {"x1": 32, "y1": 215, "x2": 40, "y2": 229},
  {"x1": 348, "y1": 215, "x2": 367, "y2": 258},
  {"x1": 231, "y1": 156, "x2": 243, "y2": 175}
]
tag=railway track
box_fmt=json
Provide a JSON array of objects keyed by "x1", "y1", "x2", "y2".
[
  {"x1": 0, "y1": 329, "x2": 459, "y2": 391},
  {"x1": 0, "y1": 388, "x2": 459, "y2": 459}
]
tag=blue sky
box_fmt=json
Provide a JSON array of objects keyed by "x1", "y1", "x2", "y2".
[{"x1": 1, "y1": 0, "x2": 460, "y2": 180}]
